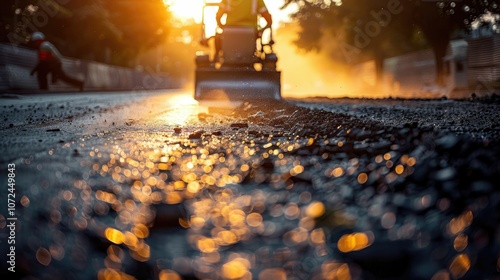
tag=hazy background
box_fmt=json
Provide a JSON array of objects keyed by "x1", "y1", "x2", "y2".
[{"x1": 1, "y1": 0, "x2": 499, "y2": 98}]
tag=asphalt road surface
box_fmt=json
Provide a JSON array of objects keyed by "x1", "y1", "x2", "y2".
[{"x1": 1, "y1": 90, "x2": 499, "y2": 280}]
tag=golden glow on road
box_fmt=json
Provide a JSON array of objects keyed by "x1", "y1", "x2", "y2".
[
  {"x1": 162, "y1": 93, "x2": 202, "y2": 126},
  {"x1": 168, "y1": 93, "x2": 199, "y2": 107}
]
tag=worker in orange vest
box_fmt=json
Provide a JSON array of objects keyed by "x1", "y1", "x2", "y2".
[{"x1": 30, "y1": 32, "x2": 84, "y2": 91}]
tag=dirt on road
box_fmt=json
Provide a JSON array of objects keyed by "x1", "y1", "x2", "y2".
[{"x1": 1, "y1": 92, "x2": 499, "y2": 280}]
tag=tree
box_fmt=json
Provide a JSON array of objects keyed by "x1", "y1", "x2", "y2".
[
  {"x1": 1, "y1": 0, "x2": 173, "y2": 68},
  {"x1": 0, "y1": 0, "x2": 73, "y2": 46},
  {"x1": 403, "y1": 0, "x2": 499, "y2": 85},
  {"x1": 100, "y1": 0, "x2": 172, "y2": 66},
  {"x1": 59, "y1": 0, "x2": 172, "y2": 67}
]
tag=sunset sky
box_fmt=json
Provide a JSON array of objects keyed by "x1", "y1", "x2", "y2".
[{"x1": 164, "y1": 0, "x2": 297, "y2": 26}]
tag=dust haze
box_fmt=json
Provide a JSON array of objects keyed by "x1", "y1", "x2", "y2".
[
  {"x1": 274, "y1": 24, "x2": 383, "y2": 99},
  {"x1": 170, "y1": 22, "x2": 460, "y2": 99},
  {"x1": 274, "y1": 24, "x2": 453, "y2": 99}
]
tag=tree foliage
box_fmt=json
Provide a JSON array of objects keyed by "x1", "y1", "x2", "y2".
[{"x1": 1, "y1": 0, "x2": 172, "y2": 67}]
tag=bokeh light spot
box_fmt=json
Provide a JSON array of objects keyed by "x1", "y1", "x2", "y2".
[
  {"x1": 331, "y1": 167, "x2": 344, "y2": 177},
  {"x1": 395, "y1": 164, "x2": 404, "y2": 174},
  {"x1": 258, "y1": 268, "x2": 286, "y2": 280},
  {"x1": 197, "y1": 237, "x2": 217, "y2": 253},
  {"x1": 159, "y1": 269, "x2": 182, "y2": 280},
  {"x1": 246, "y1": 213, "x2": 263, "y2": 227},
  {"x1": 453, "y1": 234, "x2": 468, "y2": 252},
  {"x1": 381, "y1": 212, "x2": 396, "y2": 229},
  {"x1": 322, "y1": 261, "x2": 352, "y2": 280},
  {"x1": 222, "y1": 260, "x2": 248, "y2": 279},
  {"x1": 105, "y1": 228, "x2": 125, "y2": 244},
  {"x1": 449, "y1": 254, "x2": 471, "y2": 279},
  {"x1": 306, "y1": 201, "x2": 326, "y2": 218},
  {"x1": 357, "y1": 173, "x2": 368, "y2": 184},
  {"x1": 431, "y1": 270, "x2": 450, "y2": 280},
  {"x1": 337, "y1": 232, "x2": 371, "y2": 252},
  {"x1": 36, "y1": 247, "x2": 51, "y2": 266}
]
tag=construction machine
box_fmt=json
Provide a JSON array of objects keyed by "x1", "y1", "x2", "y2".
[{"x1": 194, "y1": 1, "x2": 281, "y2": 101}]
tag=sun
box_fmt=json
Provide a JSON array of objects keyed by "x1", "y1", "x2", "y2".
[
  {"x1": 164, "y1": 0, "x2": 208, "y2": 23},
  {"x1": 163, "y1": 0, "x2": 295, "y2": 26}
]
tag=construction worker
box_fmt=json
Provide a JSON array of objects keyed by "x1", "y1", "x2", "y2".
[
  {"x1": 216, "y1": 0, "x2": 273, "y2": 32},
  {"x1": 214, "y1": 0, "x2": 273, "y2": 61},
  {"x1": 30, "y1": 32, "x2": 84, "y2": 91}
]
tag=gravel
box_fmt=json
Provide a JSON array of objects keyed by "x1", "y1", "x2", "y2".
[{"x1": 1, "y1": 93, "x2": 499, "y2": 280}]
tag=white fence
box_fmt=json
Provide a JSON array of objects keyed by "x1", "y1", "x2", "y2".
[{"x1": 353, "y1": 35, "x2": 499, "y2": 98}]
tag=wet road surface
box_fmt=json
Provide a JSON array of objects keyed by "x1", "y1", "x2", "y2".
[{"x1": 1, "y1": 90, "x2": 499, "y2": 280}]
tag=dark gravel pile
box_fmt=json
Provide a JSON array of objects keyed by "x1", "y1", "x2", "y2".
[
  {"x1": 2, "y1": 96, "x2": 499, "y2": 280},
  {"x1": 231, "y1": 98, "x2": 500, "y2": 279}
]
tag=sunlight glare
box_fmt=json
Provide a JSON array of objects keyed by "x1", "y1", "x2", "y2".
[
  {"x1": 164, "y1": 0, "x2": 294, "y2": 26},
  {"x1": 169, "y1": 93, "x2": 199, "y2": 107},
  {"x1": 160, "y1": 93, "x2": 204, "y2": 126},
  {"x1": 164, "y1": 0, "x2": 205, "y2": 23}
]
